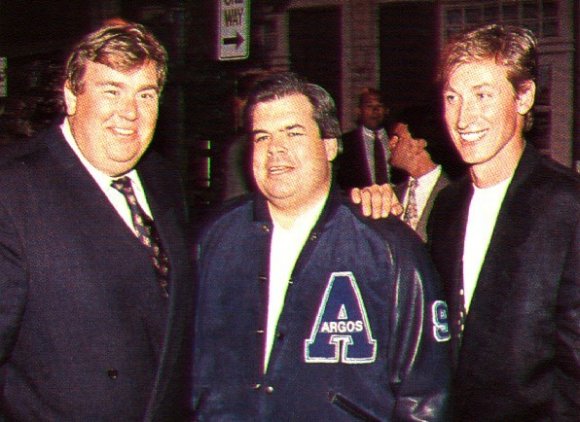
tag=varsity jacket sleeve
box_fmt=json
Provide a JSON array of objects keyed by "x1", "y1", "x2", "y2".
[{"x1": 387, "y1": 231, "x2": 450, "y2": 421}]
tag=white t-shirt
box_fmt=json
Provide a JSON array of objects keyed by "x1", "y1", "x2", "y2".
[
  {"x1": 462, "y1": 176, "x2": 512, "y2": 312},
  {"x1": 264, "y1": 197, "x2": 326, "y2": 371}
]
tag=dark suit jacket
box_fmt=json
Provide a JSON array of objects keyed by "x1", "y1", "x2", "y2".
[
  {"x1": 0, "y1": 126, "x2": 194, "y2": 421},
  {"x1": 427, "y1": 145, "x2": 580, "y2": 421},
  {"x1": 336, "y1": 128, "x2": 375, "y2": 190},
  {"x1": 394, "y1": 170, "x2": 449, "y2": 242}
]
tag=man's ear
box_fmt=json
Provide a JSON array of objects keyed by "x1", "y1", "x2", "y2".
[
  {"x1": 63, "y1": 81, "x2": 77, "y2": 116},
  {"x1": 324, "y1": 138, "x2": 338, "y2": 162},
  {"x1": 516, "y1": 80, "x2": 535, "y2": 115}
]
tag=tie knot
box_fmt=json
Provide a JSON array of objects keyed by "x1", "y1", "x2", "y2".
[
  {"x1": 111, "y1": 176, "x2": 133, "y2": 195},
  {"x1": 408, "y1": 178, "x2": 418, "y2": 189}
]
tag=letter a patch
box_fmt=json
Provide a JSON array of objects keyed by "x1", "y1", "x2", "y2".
[{"x1": 304, "y1": 272, "x2": 377, "y2": 364}]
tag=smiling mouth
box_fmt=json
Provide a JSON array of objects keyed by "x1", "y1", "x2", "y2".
[
  {"x1": 458, "y1": 129, "x2": 487, "y2": 143},
  {"x1": 111, "y1": 127, "x2": 137, "y2": 138},
  {"x1": 268, "y1": 165, "x2": 293, "y2": 175}
]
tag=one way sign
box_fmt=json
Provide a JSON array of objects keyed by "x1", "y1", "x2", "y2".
[{"x1": 217, "y1": 0, "x2": 249, "y2": 61}]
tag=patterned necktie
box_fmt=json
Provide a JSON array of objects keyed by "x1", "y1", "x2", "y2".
[
  {"x1": 111, "y1": 177, "x2": 170, "y2": 298},
  {"x1": 373, "y1": 131, "x2": 389, "y2": 185},
  {"x1": 403, "y1": 178, "x2": 419, "y2": 229}
]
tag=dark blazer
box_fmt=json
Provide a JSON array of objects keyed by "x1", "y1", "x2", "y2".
[
  {"x1": 336, "y1": 127, "x2": 375, "y2": 190},
  {"x1": 428, "y1": 145, "x2": 580, "y2": 421},
  {"x1": 394, "y1": 170, "x2": 449, "y2": 242},
  {"x1": 0, "y1": 126, "x2": 193, "y2": 421}
]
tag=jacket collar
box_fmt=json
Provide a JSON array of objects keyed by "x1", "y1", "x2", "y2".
[{"x1": 252, "y1": 184, "x2": 343, "y2": 232}]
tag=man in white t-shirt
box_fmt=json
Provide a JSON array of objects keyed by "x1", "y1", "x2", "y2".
[
  {"x1": 351, "y1": 23, "x2": 580, "y2": 421},
  {"x1": 427, "y1": 24, "x2": 580, "y2": 420}
]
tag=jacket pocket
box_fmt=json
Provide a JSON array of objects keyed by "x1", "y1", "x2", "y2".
[{"x1": 328, "y1": 391, "x2": 381, "y2": 422}]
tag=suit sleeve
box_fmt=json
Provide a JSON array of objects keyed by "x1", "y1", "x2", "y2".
[
  {"x1": 388, "y1": 238, "x2": 450, "y2": 421},
  {"x1": 0, "y1": 198, "x2": 28, "y2": 364},
  {"x1": 554, "y1": 216, "x2": 580, "y2": 418}
]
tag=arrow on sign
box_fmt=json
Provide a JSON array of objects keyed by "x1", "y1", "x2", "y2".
[{"x1": 223, "y1": 32, "x2": 245, "y2": 49}]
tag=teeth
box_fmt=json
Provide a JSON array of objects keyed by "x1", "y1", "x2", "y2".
[
  {"x1": 113, "y1": 128, "x2": 135, "y2": 136},
  {"x1": 459, "y1": 129, "x2": 486, "y2": 142}
]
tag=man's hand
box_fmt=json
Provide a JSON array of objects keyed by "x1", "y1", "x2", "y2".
[{"x1": 350, "y1": 184, "x2": 403, "y2": 219}]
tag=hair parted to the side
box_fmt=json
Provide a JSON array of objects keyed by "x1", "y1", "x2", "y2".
[
  {"x1": 243, "y1": 72, "x2": 341, "y2": 140},
  {"x1": 437, "y1": 24, "x2": 538, "y2": 130},
  {"x1": 65, "y1": 21, "x2": 168, "y2": 95}
]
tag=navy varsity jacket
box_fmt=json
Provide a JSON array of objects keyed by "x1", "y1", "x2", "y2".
[{"x1": 193, "y1": 188, "x2": 450, "y2": 421}]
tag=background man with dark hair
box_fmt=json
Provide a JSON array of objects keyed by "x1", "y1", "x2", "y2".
[
  {"x1": 388, "y1": 105, "x2": 458, "y2": 242},
  {"x1": 336, "y1": 87, "x2": 396, "y2": 190},
  {"x1": 194, "y1": 72, "x2": 449, "y2": 421}
]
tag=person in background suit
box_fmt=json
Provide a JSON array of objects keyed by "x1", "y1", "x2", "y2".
[
  {"x1": 388, "y1": 105, "x2": 454, "y2": 242},
  {"x1": 336, "y1": 88, "x2": 396, "y2": 190},
  {"x1": 429, "y1": 24, "x2": 580, "y2": 420},
  {"x1": 0, "y1": 22, "x2": 193, "y2": 421}
]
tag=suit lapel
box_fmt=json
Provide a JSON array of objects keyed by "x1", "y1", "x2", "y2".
[
  {"x1": 355, "y1": 128, "x2": 373, "y2": 185},
  {"x1": 44, "y1": 127, "x2": 139, "y2": 248},
  {"x1": 416, "y1": 173, "x2": 450, "y2": 239}
]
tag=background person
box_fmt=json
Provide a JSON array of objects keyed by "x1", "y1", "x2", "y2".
[
  {"x1": 336, "y1": 87, "x2": 398, "y2": 191},
  {"x1": 388, "y1": 105, "x2": 459, "y2": 242}
]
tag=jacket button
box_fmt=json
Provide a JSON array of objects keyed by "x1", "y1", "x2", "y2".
[
  {"x1": 256, "y1": 329, "x2": 264, "y2": 335},
  {"x1": 265, "y1": 386, "x2": 274, "y2": 394},
  {"x1": 107, "y1": 369, "x2": 118, "y2": 380},
  {"x1": 261, "y1": 225, "x2": 270, "y2": 233},
  {"x1": 251, "y1": 383, "x2": 261, "y2": 390}
]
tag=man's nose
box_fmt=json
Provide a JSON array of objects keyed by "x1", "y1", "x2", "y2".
[
  {"x1": 118, "y1": 95, "x2": 138, "y2": 120},
  {"x1": 457, "y1": 98, "x2": 477, "y2": 129},
  {"x1": 267, "y1": 133, "x2": 287, "y2": 154}
]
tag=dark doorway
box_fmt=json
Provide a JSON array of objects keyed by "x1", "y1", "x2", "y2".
[
  {"x1": 379, "y1": 2, "x2": 439, "y2": 115},
  {"x1": 289, "y1": 6, "x2": 342, "y2": 112}
]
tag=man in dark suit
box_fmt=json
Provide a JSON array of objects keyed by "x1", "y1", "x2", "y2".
[
  {"x1": 0, "y1": 22, "x2": 193, "y2": 420},
  {"x1": 388, "y1": 105, "x2": 455, "y2": 242},
  {"x1": 428, "y1": 24, "x2": 580, "y2": 420},
  {"x1": 336, "y1": 88, "x2": 394, "y2": 190}
]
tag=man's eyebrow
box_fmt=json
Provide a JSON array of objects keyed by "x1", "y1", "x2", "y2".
[
  {"x1": 95, "y1": 81, "x2": 160, "y2": 92},
  {"x1": 281, "y1": 124, "x2": 306, "y2": 132},
  {"x1": 96, "y1": 81, "x2": 123, "y2": 88},
  {"x1": 250, "y1": 129, "x2": 268, "y2": 137}
]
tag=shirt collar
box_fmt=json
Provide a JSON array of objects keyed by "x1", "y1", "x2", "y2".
[{"x1": 60, "y1": 118, "x2": 140, "y2": 187}]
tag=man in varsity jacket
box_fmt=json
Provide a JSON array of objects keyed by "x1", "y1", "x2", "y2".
[{"x1": 193, "y1": 72, "x2": 449, "y2": 421}]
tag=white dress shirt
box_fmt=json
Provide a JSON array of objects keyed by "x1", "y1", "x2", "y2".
[{"x1": 60, "y1": 119, "x2": 153, "y2": 235}]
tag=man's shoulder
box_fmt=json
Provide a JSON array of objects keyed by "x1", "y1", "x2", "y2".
[
  {"x1": 341, "y1": 199, "x2": 427, "y2": 253},
  {"x1": 341, "y1": 128, "x2": 361, "y2": 143},
  {"x1": 530, "y1": 154, "x2": 580, "y2": 195},
  {"x1": 198, "y1": 195, "x2": 255, "y2": 240}
]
